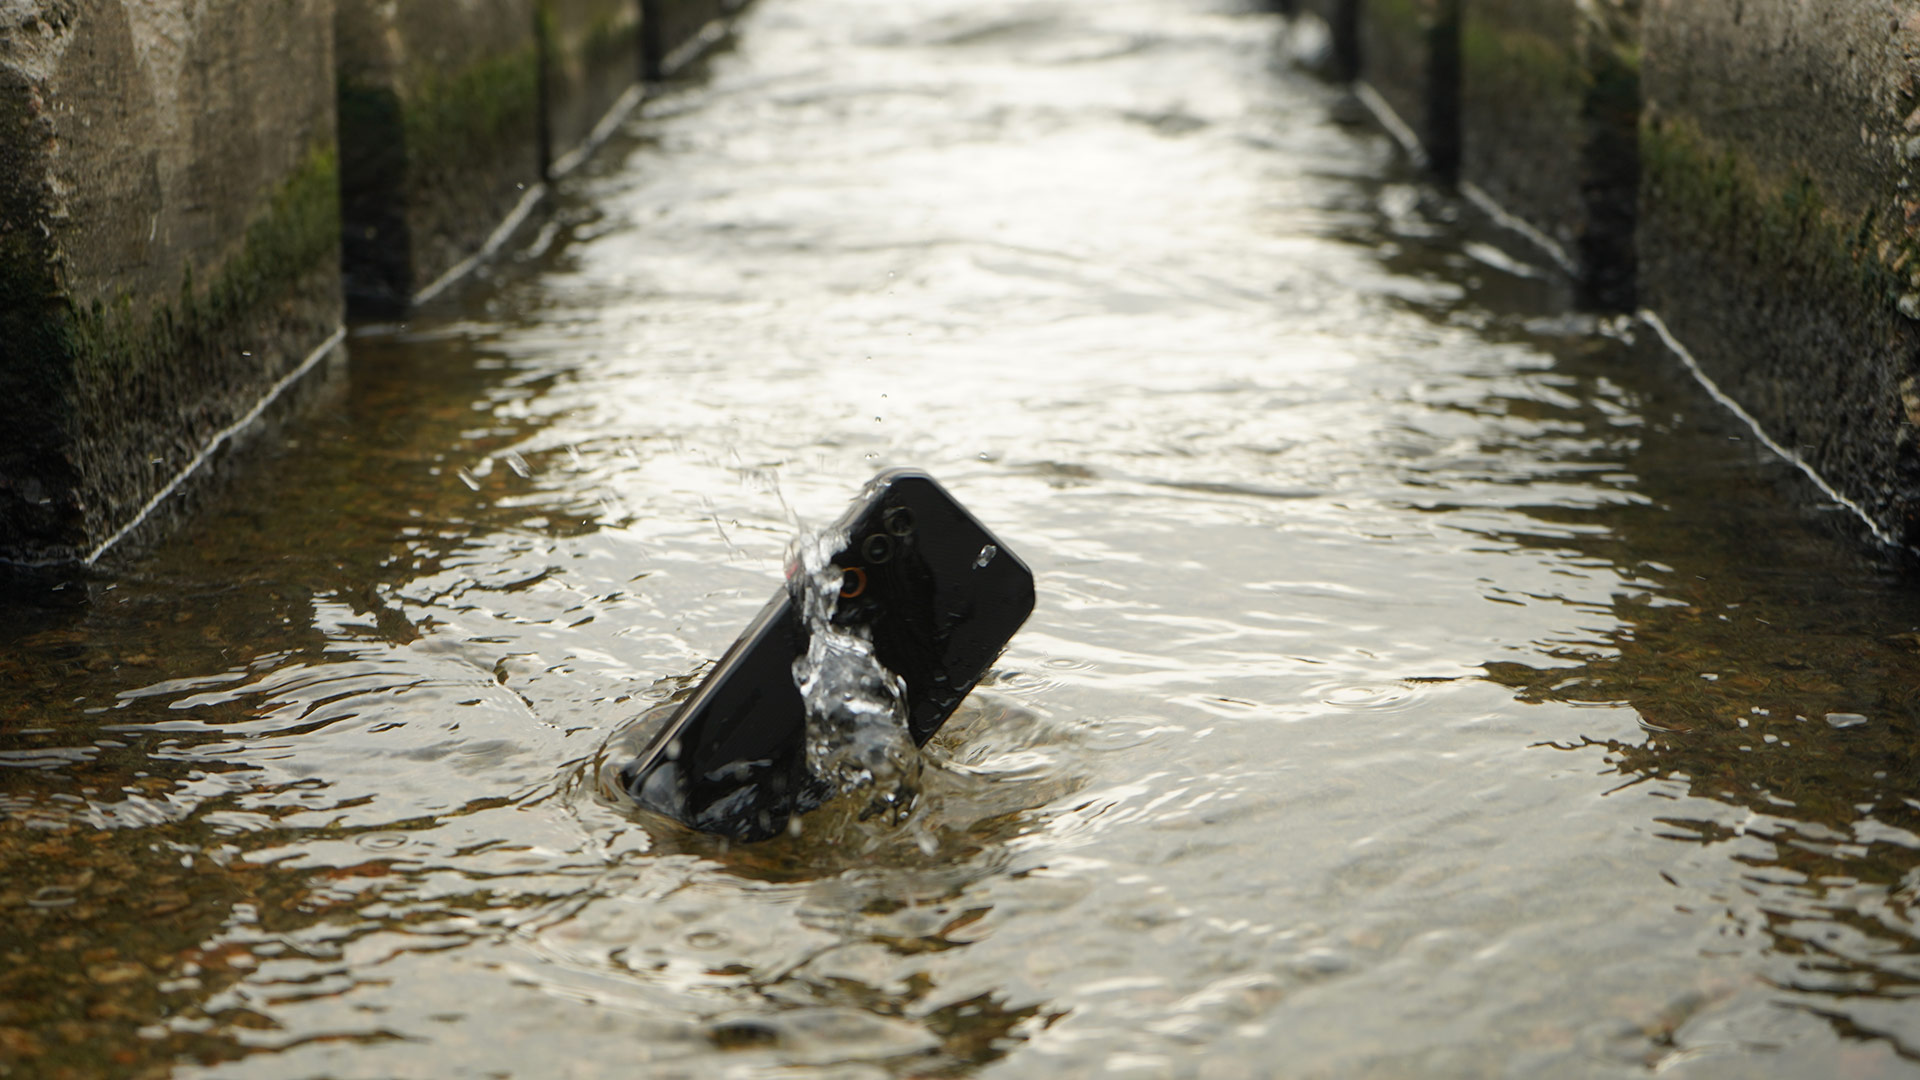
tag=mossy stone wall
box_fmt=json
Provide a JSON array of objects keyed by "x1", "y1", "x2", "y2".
[
  {"x1": 1305, "y1": 0, "x2": 1920, "y2": 544},
  {"x1": 335, "y1": 0, "x2": 545, "y2": 313},
  {"x1": 545, "y1": 0, "x2": 645, "y2": 166},
  {"x1": 1638, "y1": 0, "x2": 1920, "y2": 542},
  {"x1": 1459, "y1": 0, "x2": 1638, "y2": 307},
  {"x1": 1359, "y1": 0, "x2": 1460, "y2": 180},
  {"x1": 0, "y1": 0, "x2": 342, "y2": 563}
]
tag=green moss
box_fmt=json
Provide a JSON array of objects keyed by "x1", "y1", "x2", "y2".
[
  {"x1": 535, "y1": 0, "x2": 559, "y2": 72},
  {"x1": 64, "y1": 142, "x2": 340, "y2": 385},
  {"x1": 395, "y1": 45, "x2": 542, "y2": 184},
  {"x1": 1366, "y1": 0, "x2": 1430, "y2": 34},
  {"x1": 1459, "y1": 5, "x2": 1639, "y2": 107},
  {"x1": 585, "y1": 7, "x2": 641, "y2": 57},
  {"x1": 1639, "y1": 113, "x2": 1913, "y2": 319},
  {"x1": 1461, "y1": 20, "x2": 1582, "y2": 105},
  {"x1": 0, "y1": 129, "x2": 338, "y2": 553}
]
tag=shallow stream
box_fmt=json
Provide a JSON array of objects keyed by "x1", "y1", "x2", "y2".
[{"x1": 6, "y1": 0, "x2": 1920, "y2": 1076}]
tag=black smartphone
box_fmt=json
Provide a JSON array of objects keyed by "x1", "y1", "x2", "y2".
[{"x1": 615, "y1": 469, "x2": 1035, "y2": 839}]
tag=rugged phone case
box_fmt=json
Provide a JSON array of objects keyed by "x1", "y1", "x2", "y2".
[{"x1": 618, "y1": 469, "x2": 1035, "y2": 837}]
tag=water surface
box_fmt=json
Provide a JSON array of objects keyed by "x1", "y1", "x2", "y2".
[{"x1": 5, "y1": 0, "x2": 1920, "y2": 1076}]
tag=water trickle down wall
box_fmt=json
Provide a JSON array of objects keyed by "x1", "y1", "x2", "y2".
[
  {"x1": 0, "y1": 0, "x2": 744, "y2": 564},
  {"x1": 1292, "y1": 0, "x2": 1920, "y2": 550}
]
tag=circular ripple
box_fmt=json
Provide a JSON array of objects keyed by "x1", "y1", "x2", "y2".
[{"x1": 1319, "y1": 684, "x2": 1417, "y2": 711}]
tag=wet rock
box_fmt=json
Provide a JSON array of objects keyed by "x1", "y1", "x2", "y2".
[{"x1": 0, "y1": 1025, "x2": 45, "y2": 1057}]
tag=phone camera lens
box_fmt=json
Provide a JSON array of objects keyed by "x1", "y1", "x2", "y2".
[
  {"x1": 883, "y1": 507, "x2": 914, "y2": 536},
  {"x1": 861, "y1": 533, "x2": 894, "y2": 564}
]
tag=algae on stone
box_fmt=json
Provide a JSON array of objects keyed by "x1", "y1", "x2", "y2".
[{"x1": 1639, "y1": 110, "x2": 1920, "y2": 539}]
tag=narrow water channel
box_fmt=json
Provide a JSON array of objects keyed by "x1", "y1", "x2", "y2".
[{"x1": 5, "y1": 0, "x2": 1920, "y2": 1075}]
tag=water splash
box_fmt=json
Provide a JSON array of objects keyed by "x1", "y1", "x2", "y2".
[{"x1": 787, "y1": 526, "x2": 923, "y2": 825}]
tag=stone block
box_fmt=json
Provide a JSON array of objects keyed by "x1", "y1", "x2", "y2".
[
  {"x1": 1459, "y1": 0, "x2": 1638, "y2": 307},
  {"x1": 542, "y1": 0, "x2": 643, "y2": 170},
  {"x1": 1639, "y1": 0, "x2": 1920, "y2": 543},
  {"x1": 335, "y1": 0, "x2": 544, "y2": 312},
  {"x1": 1358, "y1": 0, "x2": 1461, "y2": 179},
  {"x1": 0, "y1": 0, "x2": 342, "y2": 563}
]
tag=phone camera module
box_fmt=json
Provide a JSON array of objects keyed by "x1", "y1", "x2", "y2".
[
  {"x1": 861, "y1": 533, "x2": 894, "y2": 564},
  {"x1": 883, "y1": 506, "x2": 915, "y2": 536}
]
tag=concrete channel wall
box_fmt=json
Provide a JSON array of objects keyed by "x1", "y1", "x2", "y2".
[
  {"x1": 1286, "y1": 0, "x2": 1920, "y2": 549},
  {"x1": 0, "y1": 0, "x2": 740, "y2": 565},
  {"x1": 0, "y1": 0, "x2": 341, "y2": 564}
]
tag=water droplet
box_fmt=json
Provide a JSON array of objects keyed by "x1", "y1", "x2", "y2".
[
  {"x1": 974, "y1": 544, "x2": 998, "y2": 569},
  {"x1": 1826, "y1": 712, "x2": 1869, "y2": 729}
]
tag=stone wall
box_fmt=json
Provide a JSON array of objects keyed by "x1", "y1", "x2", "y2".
[
  {"x1": 1306, "y1": 0, "x2": 1920, "y2": 548},
  {"x1": 1638, "y1": 0, "x2": 1920, "y2": 544},
  {"x1": 337, "y1": 0, "x2": 734, "y2": 312},
  {"x1": 1458, "y1": 0, "x2": 1637, "y2": 308},
  {"x1": 0, "y1": 0, "x2": 746, "y2": 564},
  {"x1": 546, "y1": 0, "x2": 645, "y2": 169},
  {"x1": 335, "y1": 0, "x2": 544, "y2": 313},
  {"x1": 0, "y1": 0, "x2": 342, "y2": 563},
  {"x1": 1360, "y1": 0, "x2": 1461, "y2": 180}
]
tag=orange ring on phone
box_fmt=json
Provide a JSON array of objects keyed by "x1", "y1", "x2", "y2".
[{"x1": 839, "y1": 566, "x2": 868, "y2": 599}]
